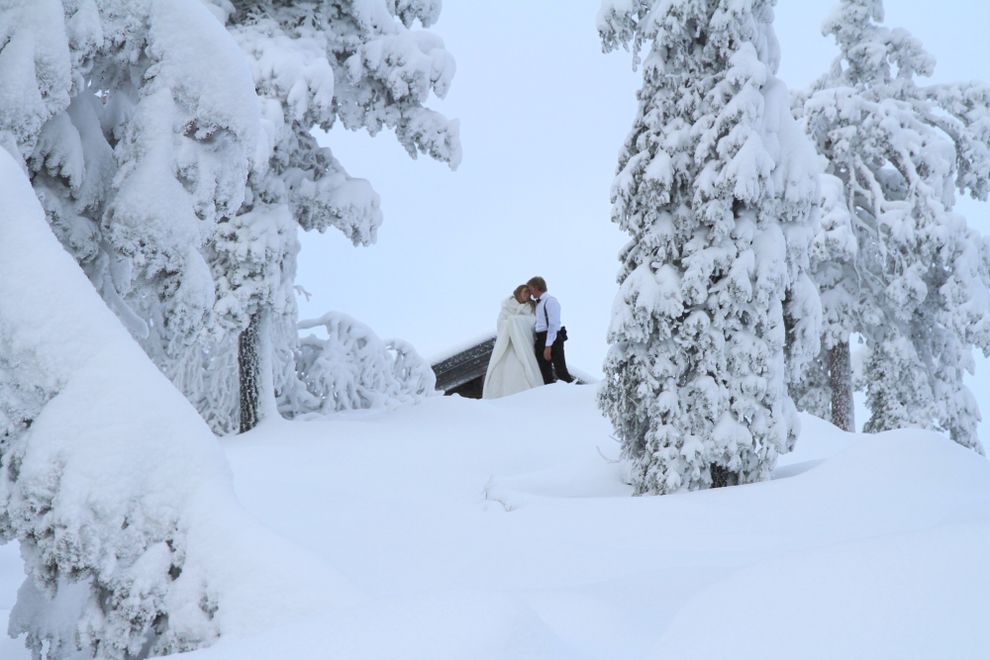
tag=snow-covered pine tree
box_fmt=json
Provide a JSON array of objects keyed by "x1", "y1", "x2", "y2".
[
  {"x1": 8, "y1": 0, "x2": 263, "y2": 433},
  {"x1": 797, "y1": 0, "x2": 990, "y2": 451},
  {"x1": 2, "y1": 0, "x2": 459, "y2": 435},
  {"x1": 788, "y1": 172, "x2": 858, "y2": 430},
  {"x1": 597, "y1": 0, "x2": 822, "y2": 494},
  {"x1": 101, "y1": 0, "x2": 261, "y2": 394},
  {"x1": 207, "y1": 0, "x2": 461, "y2": 432}
]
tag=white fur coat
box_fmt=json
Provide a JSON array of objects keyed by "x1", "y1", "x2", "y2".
[{"x1": 482, "y1": 297, "x2": 542, "y2": 398}]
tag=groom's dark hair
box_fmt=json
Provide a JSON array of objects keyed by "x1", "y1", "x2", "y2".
[{"x1": 527, "y1": 276, "x2": 547, "y2": 293}]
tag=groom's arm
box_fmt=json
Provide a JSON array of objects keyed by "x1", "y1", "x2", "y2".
[{"x1": 545, "y1": 297, "x2": 561, "y2": 346}]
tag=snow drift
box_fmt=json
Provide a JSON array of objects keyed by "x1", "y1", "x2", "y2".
[{"x1": 118, "y1": 388, "x2": 990, "y2": 658}]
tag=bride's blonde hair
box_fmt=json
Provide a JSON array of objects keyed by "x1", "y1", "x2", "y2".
[{"x1": 513, "y1": 284, "x2": 536, "y2": 310}]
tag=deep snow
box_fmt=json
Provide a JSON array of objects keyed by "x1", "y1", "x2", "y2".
[{"x1": 4, "y1": 382, "x2": 989, "y2": 659}]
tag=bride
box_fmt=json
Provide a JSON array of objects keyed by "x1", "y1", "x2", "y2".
[{"x1": 482, "y1": 284, "x2": 543, "y2": 399}]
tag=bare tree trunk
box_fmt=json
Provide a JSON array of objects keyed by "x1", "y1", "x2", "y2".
[
  {"x1": 828, "y1": 338, "x2": 854, "y2": 432},
  {"x1": 238, "y1": 310, "x2": 261, "y2": 433}
]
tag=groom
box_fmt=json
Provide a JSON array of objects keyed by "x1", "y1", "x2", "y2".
[{"x1": 527, "y1": 276, "x2": 574, "y2": 385}]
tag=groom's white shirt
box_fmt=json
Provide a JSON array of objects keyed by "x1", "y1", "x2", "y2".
[{"x1": 534, "y1": 295, "x2": 562, "y2": 346}]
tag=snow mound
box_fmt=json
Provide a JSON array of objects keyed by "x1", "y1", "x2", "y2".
[
  {"x1": 185, "y1": 384, "x2": 990, "y2": 658},
  {"x1": 658, "y1": 521, "x2": 990, "y2": 660}
]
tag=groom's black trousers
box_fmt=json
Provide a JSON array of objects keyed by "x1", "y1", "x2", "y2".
[{"x1": 534, "y1": 331, "x2": 574, "y2": 385}]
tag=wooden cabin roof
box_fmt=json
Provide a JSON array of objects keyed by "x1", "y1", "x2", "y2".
[{"x1": 431, "y1": 335, "x2": 496, "y2": 394}]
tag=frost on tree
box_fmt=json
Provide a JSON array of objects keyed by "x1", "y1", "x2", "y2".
[
  {"x1": 3, "y1": 0, "x2": 262, "y2": 434},
  {"x1": 1, "y1": 146, "x2": 221, "y2": 659},
  {"x1": 283, "y1": 312, "x2": 437, "y2": 417},
  {"x1": 202, "y1": 0, "x2": 461, "y2": 432},
  {"x1": 0, "y1": 0, "x2": 459, "y2": 436},
  {"x1": 789, "y1": 173, "x2": 857, "y2": 429},
  {"x1": 795, "y1": 0, "x2": 990, "y2": 452},
  {"x1": 597, "y1": 0, "x2": 822, "y2": 495}
]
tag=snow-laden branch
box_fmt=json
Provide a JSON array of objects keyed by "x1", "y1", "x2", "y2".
[{"x1": 283, "y1": 312, "x2": 437, "y2": 418}]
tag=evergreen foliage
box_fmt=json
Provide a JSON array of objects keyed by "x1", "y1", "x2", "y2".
[
  {"x1": 0, "y1": 0, "x2": 457, "y2": 435},
  {"x1": 597, "y1": 0, "x2": 822, "y2": 494},
  {"x1": 796, "y1": 0, "x2": 990, "y2": 452}
]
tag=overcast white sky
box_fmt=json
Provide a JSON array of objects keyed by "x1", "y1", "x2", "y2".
[{"x1": 301, "y1": 1, "x2": 990, "y2": 436}]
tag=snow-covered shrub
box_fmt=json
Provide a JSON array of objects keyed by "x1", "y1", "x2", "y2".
[
  {"x1": 597, "y1": 0, "x2": 822, "y2": 494},
  {"x1": 284, "y1": 312, "x2": 437, "y2": 417},
  {"x1": 795, "y1": 0, "x2": 990, "y2": 451}
]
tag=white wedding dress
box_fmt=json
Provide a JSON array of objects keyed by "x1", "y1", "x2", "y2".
[{"x1": 482, "y1": 297, "x2": 543, "y2": 399}]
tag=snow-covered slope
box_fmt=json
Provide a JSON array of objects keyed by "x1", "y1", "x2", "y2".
[{"x1": 3, "y1": 383, "x2": 988, "y2": 658}]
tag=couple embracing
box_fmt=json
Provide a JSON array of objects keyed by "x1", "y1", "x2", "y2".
[{"x1": 482, "y1": 276, "x2": 573, "y2": 400}]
